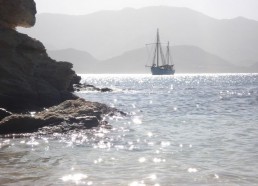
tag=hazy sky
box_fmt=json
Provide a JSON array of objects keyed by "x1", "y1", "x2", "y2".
[{"x1": 34, "y1": 0, "x2": 258, "y2": 20}]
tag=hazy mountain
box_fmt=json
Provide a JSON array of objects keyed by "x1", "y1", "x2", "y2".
[
  {"x1": 99, "y1": 45, "x2": 245, "y2": 73},
  {"x1": 47, "y1": 48, "x2": 98, "y2": 73},
  {"x1": 48, "y1": 46, "x2": 251, "y2": 74},
  {"x1": 19, "y1": 6, "x2": 258, "y2": 68},
  {"x1": 249, "y1": 62, "x2": 258, "y2": 72},
  {"x1": 95, "y1": 48, "x2": 149, "y2": 74}
]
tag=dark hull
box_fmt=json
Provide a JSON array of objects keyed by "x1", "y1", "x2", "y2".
[{"x1": 151, "y1": 66, "x2": 175, "y2": 75}]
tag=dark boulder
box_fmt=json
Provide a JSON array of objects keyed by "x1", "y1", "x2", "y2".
[{"x1": 0, "y1": 98, "x2": 124, "y2": 135}]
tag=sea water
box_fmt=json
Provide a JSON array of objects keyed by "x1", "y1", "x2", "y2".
[{"x1": 0, "y1": 74, "x2": 258, "y2": 186}]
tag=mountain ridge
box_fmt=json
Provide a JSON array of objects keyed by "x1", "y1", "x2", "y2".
[
  {"x1": 20, "y1": 6, "x2": 258, "y2": 69},
  {"x1": 37, "y1": 7, "x2": 258, "y2": 22},
  {"x1": 47, "y1": 46, "x2": 257, "y2": 73}
]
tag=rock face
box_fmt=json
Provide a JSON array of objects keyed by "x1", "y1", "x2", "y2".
[
  {"x1": 0, "y1": 0, "x2": 36, "y2": 29},
  {"x1": 0, "y1": 0, "x2": 81, "y2": 112},
  {"x1": 0, "y1": 99, "x2": 123, "y2": 135}
]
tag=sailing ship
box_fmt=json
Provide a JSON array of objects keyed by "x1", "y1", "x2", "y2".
[{"x1": 146, "y1": 29, "x2": 175, "y2": 75}]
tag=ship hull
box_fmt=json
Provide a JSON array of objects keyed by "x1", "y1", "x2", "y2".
[{"x1": 151, "y1": 66, "x2": 175, "y2": 75}]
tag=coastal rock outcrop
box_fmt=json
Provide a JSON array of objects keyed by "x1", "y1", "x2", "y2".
[
  {"x1": 0, "y1": 0, "x2": 36, "y2": 29},
  {"x1": 0, "y1": 98, "x2": 124, "y2": 135},
  {"x1": 0, "y1": 0, "x2": 122, "y2": 135},
  {"x1": 0, "y1": 0, "x2": 81, "y2": 112}
]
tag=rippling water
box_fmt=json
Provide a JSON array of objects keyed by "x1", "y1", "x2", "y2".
[{"x1": 1, "y1": 74, "x2": 258, "y2": 186}]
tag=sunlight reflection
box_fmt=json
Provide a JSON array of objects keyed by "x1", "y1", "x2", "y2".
[
  {"x1": 87, "y1": 181, "x2": 93, "y2": 185},
  {"x1": 26, "y1": 138, "x2": 39, "y2": 146},
  {"x1": 188, "y1": 168, "x2": 198, "y2": 173},
  {"x1": 138, "y1": 157, "x2": 146, "y2": 163},
  {"x1": 129, "y1": 180, "x2": 146, "y2": 186},
  {"x1": 161, "y1": 141, "x2": 170, "y2": 147},
  {"x1": 153, "y1": 158, "x2": 166, "y2": 163},
  {"x1": 147, "y1": 132, "x2": 153, "y2": 137},
  {"x1": 0, "y1": 139, "x2": 10, "y2": 148},
  {"x1": 93, "y1": 141, "x2": 111, "y2": 149},
  {"x1": 94, "y1": 158, "x2": 103, "y2": 164},
  {"x1": 60, "y1": 173, "x2": 88, "y2": 184},
  {"x1": 214, "y1": 174, "x2": 219, "y2": 179},
  {"x1": 148, "y1": 174, "x2": 157, "y2": 180},
  {"x1": 132, "y1": 116, "x2": 142, "y2": 124},
  {"x1": 30, "y1": 111, "x2": 36, "y2": 117},
  {"x1": 129, "y1": 145, "x2": 135, "y2": 150}
]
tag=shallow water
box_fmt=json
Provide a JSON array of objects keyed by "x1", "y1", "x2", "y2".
[{"x1": 1, "y1": 74, "x2": 258, "y2": 185}]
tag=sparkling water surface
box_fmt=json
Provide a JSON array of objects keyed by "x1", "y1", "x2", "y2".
[{"x1": 1, "y1": 74, "x2": 258, "y2": 186}]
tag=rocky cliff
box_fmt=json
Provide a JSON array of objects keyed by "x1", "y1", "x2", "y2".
[{"x1": 0, "y1": 0, "x2": 80, "y2": 112}]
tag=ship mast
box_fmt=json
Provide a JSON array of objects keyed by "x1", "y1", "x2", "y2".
[
  {"x1": 156, "y1": 29, "x2": 160, "y2": 66},
  {"x1": 166, "y1": 41, "x2": 170, "y2": 65},
  {"x1": 151, "y1": 29, "x2": 166, "y2": 67}
]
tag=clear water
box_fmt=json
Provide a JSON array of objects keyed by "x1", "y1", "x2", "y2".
[{"x1": 1, "y1": 74, "x2": 258, "y2": 186}]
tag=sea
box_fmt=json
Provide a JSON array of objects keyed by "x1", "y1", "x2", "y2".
[{"x1": 1, "y1": 74, "x2": 258, "y2": 186}]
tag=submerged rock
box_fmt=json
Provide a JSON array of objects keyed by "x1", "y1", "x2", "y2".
[
  {"x1": 0, "y1": 0, "x2": 81, "y2": 112},
  {"x1": 0, "y1": 98, "x2": 124, "y2": 135},
  {"x1": 74, "y1": 83, "x2": 113, "y2": 92}
]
